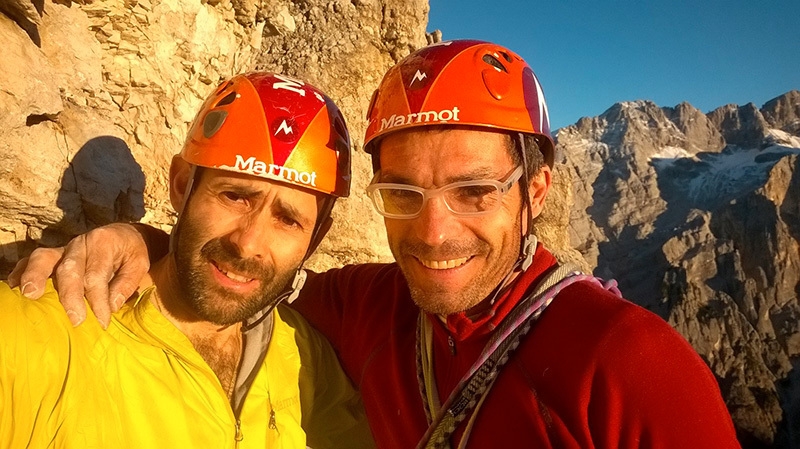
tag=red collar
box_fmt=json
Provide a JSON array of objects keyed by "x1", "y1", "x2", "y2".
[{"x1": 438, "y1": 245, "x2": 559, "y2": 341}]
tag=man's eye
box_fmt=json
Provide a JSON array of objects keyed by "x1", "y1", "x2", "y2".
[
  {"x1": 454, "y1": 185, "x2": 495, "y2": 199},
  {"x1": 222, "y1": 191, "x2": 246, "y2": 203},
  {"x1": 385, "y1": 188, "x2": 419, "y2": 202},
  {"x1": 278, "y1": 215, "x2": 301, "y2": 229}
]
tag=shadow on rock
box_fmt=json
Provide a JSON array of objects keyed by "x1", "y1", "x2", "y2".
[{"x1": 0, "y1": 136, "x2": 145, "y2": 277}]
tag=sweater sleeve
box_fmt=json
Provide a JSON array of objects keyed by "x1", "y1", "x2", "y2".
[
  {"x1": 290, "y1": 263, "x2": 401, "y2": 382},
  {"x1": 586, "y1": 296, "x2": 740, "y2": 448}
]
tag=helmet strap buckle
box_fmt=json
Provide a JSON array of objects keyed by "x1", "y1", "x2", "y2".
[
  {"x1": 515, "y1": 132, "x2": 538, "y2": 273},
  {"x1": 286, "y1": 269, "x2": 308, "y2": 304},
  {"x1": 521, "y1": 234, "x2": 538, "y2": 271}
]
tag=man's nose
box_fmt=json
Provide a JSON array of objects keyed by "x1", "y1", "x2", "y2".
[
  {"x1": 227, "y1": 214, "x2": 269, "y2": 260},
  {"x1": 412, "y1": 196, "x2": 460, "y2": 246}
]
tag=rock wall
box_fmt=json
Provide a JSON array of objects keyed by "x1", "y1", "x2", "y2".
[{"x1": 0, "y1": 0, "x2": 429, "y2": 274}]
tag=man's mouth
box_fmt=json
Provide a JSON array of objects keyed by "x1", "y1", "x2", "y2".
[
  {"x1": 212, "y1": 261, "x2": 255, "y2": 283},
  {"x1": 417, "y1": 256, "x2": 470, "y2": 270}
]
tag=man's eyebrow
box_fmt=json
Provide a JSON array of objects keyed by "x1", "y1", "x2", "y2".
[
  {"x1": 377, "y1": 172, "x2": 415, "y2": 184},
  {"x1": 379, "y1": 167, "x2": 499, "y2": 185},
  {"x1": 209, "y1": 178, "x2": 260, "y2": 195}
]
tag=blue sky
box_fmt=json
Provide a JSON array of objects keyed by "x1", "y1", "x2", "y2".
[{"x1": 428, "y1": 1, "x2": 800, "y2": 131}]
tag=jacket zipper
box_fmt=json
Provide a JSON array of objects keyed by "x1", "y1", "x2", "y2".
[
  {"x1": 234, "y1": 419, "x2": 243, "y2": 447},
  {"x1": 268, "y1": 391, "x2": 278, "y2": 430}
]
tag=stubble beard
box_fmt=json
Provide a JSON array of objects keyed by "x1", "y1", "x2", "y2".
[
  {"x1": 173, "y1": 217, "x2": 296, "y2": 326},
  {"x1": 396, "y1": 231, "x2": 521, "y2": 316}
]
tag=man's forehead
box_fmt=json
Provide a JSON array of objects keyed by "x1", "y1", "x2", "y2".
[
  {"x1": 201, "y1": 168, "x2": 320, "y2": 199},
  {"x1": 377, "y1": 127, "x2": 514, "y2": 172},
  {"x1": 203, "y1": 167, "x2": 286, "y2": 186},
  {"x1": 379, "y1": 126, "x2": 512, "y2": 154}
]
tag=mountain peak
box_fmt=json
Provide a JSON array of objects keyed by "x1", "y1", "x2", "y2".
[
  {"x1": 761, "y1": 90, "x2": 800, "y2": 135},
  {"x1": 707, "y1": 102, "x2": 770, "y2": 147},
  {"x1": 662, "y1": 102, "x2": 725, "y2": 153}
]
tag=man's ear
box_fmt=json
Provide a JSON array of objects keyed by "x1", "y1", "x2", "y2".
[
  {"x1": 527, "y1": 164, "x2": 552, "y2": 218},
  {"x1": 169, "y1": 155, "x2": 193, "y2": 213}
]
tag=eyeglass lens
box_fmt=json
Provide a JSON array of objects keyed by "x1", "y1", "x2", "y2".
[{"x1": 373, "y1": 182, "x2": 502, "y2": 216}]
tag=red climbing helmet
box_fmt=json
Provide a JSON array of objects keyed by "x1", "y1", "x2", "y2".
[
  {"x1": 364, "y1": 39, "x2": 554, "y2": 167},
  {"x1": 182, "y1": 72, "x2": 351, "y2": 197}
]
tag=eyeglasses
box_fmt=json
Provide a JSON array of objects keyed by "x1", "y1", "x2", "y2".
[{"x1": 366, "y1": 166, "x2": 524, "y2": 219}]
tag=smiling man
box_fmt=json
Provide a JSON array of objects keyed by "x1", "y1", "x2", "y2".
[
  {"x1": 11, "y1": 41, "x2": 741, "y2": 448},
  {"x1": 0, "y1": 72, "x2": 372, "y2": 448},
  {"x1": 373, "y1": 129, "x2": 535, "y2": 316}
]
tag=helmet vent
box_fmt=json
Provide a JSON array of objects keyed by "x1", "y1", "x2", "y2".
[
  {"x1": 499, "y1": 51, "x2": 512, "y2": 63},
  {"x1": 203, "y1": 110, "x2": 228, "y2": 139},
  {"x1": 333, "y1": 113, "x2": 347, "y2": 140},
  {"x1": 215, "y1": 80, "x2": 233, "y2": 94},
  {"x1": 482, "y1": 54, "x2": 508, "y2": 73},
  {"x1": 216, "y1": 91, "x2": 238, "y2": 107}
]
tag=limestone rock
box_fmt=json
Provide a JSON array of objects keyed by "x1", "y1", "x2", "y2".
[
  {"x1": 0, "y1": 12, "x2": 62, "y2": 130},
  {"x1": 708, "y1": 102, "x2": 772, "y2": 148},
  {"x1": 662, "y1": 101, "x2": 726, "y2": 153},
  {"x1": 762, "y1": 90, "x2": 800, "y2": 136},
  {"x1": 0, "y1": 0, "x2": 44, "y2": 44}
]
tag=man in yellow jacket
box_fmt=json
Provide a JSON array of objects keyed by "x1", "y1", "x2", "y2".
[{"x1": 0, "y1": 72, "x2": 374, "y2": 449}]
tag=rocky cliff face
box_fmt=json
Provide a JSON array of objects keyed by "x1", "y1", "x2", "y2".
[
  {"x1": 0, "y1": 0, "x2": 430, "y2": 274},
  {"x1": 560, "y1": 91, "x2": 800, "y2": 447}
]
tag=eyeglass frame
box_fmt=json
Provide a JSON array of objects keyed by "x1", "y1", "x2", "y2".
[{"x1": 365, "y1": 166, "x2": 525, "y2": 219}]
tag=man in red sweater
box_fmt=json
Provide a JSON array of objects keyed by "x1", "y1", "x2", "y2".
[{"x1": 11, "y1": 40, "x2": 741, "y2": 448}]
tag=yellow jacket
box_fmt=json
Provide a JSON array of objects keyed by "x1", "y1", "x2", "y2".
[{"x1": 0, "y1": 280, "x2": 374, "y2": 449}]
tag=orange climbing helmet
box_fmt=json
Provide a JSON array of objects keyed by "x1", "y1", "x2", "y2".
[
  {"x1": 364, "y1": 39, "x2": 554, "y2": 167},
  {"x1": 182, "y1": 72, "x2": 351, "y2": 198}
]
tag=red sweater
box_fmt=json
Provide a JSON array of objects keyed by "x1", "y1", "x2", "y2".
[{"x1": 294, "y1": 246, "x2": 740, "y2": 448}]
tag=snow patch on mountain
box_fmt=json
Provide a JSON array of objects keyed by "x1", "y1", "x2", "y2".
[
  {"x1": 767, "y1": 128, "x2": 800, "y2": 147},
  {"x1": 651, "y1": 146, "x2": 694, "y2": 160},
  {"x1": 649, "y1": 133, "x2": 800, "y2": 210}
]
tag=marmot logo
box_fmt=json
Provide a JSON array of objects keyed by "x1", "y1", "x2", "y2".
[
  {"x1": 231, "y1": 155, "x2": 317, "y2": 187},
  {"x1": 275, "y1": 120, "x2": 293, "y2": 136},
  {"x1": 409, "y1": 70, "x2": 428, "y2": 87},
  {"x1": 379, "y1": 106, "x2": 461, "y2": 132}
]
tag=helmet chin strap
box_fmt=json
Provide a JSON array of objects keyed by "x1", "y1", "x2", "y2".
[
  {"x1": 242, "y1": 196, "x2": 337, "y2": 325},
  {"x1": 242, "y1": 205, "x2": 326, "y2": 329},
  {"x1": 283, "y1": 197, "x2": 336, "y2": 306},
  {"x1": 242, "y1": 268, "x2": 307, "y2": 331},
  {"x1": 233, "y1": 204, "x2": 331, "y2": 330},
  {"x1": 483, "y1": 133, "x2": 539, "y2": 306},
  {"x1": 169, "y1": 165, "x2": 198, "y2": 254},
  {"x1": 516, "y1": 132, "x2": 538, "y2": 272}
]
